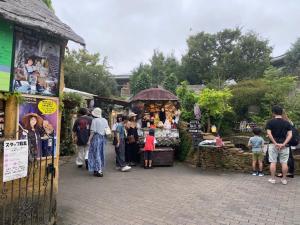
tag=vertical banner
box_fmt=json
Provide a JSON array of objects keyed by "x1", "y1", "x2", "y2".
[
  {"x1": 3, "y1": 140, "x2": 29, "y2": 182},
  {"x1": 18, "y1": 96, "x2": 58, "y2": 158},
  {"x1": 13, "y1": 31, "x2": 61, "y2": 96},
  {"x1": 0, "y1": 19, "x2": 13, "y2": 92}
]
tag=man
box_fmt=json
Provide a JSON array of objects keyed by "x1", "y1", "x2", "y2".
[
  {"x1": 115, "y1": 115, "x2": 131, "y2": 172},
  {"x1": 72, "y1": 108, "x2": 93, "y2": 170},
  {"x1": 266, "y1": 105, "x2": 292, "y2": 185}
]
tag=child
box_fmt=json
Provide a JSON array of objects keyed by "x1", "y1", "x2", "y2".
[
  {"x1": 144, "y1": 129, "x2": 156, "y2": 169},
  {"x1": 248, "y1": 127, "x2": 265, "y2": 176}
]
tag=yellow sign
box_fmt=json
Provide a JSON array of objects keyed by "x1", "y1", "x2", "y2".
[{"x1": 38, "y1": 99, "x2": 57, "y2": 115}]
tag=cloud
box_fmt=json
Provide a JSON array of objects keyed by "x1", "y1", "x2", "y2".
[{"x1": 52, "y1": 0, "x2": 300, "y2": 74}]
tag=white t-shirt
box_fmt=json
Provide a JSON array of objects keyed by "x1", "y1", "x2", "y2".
[{"x1": 91, "y1": 117, "x2": 109, "y2": 136}]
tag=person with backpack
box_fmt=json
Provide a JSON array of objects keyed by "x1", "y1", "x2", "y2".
[
  {"x1": 266, "y1": 106, "x2": 292, "y2": 185},
  {"x1": 72, "y1": 108, "x2": 93, "y2": 170}
]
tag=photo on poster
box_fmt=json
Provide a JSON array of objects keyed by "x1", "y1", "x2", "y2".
[
  {"x1": 13, "y1": 31, "x2": 61, "y2": 96},
  {"x1": 18, "y1": 96, "x2": 58, "y2": 159}
]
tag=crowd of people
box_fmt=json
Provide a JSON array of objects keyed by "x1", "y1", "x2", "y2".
[
  {"x1": 72, "y1": 108, "x2": 156, "y2": 177},
  {"x1": 248, "y1": 105, "x2": 296, "y2": 185},
  {"x1": 72, "y1": 105, "x2": 297, "y2": 183}
]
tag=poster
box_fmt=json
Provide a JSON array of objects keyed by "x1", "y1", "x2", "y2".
[
  {"x1": 0, "y1": 19, "x2": 13, "y2": 91},
  {"x1": 13, "y1": 31, "x2": 61, "y2": 96},
  {"x1": 3, "y1": 140, "x2": 29, "y2": 182},
  {"x1": 18, "y1": 96, "x2": 58, "y2": 158}
]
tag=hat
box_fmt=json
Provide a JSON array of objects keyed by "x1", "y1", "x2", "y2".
[
  {"x1": 128, "y1": 112, "x2": 137, "y2": 118},
  {"x1": 22, "y1": 113, "x2": 43, "y2": 129},
  {"x1": 91, "y1": 107, "x2": 102, "y2": 118}
]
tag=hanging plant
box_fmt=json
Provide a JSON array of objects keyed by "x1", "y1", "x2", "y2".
[
  {"x1": 62, "y1": 92, "x2": 83, "y2": 110},
  {"x1": 0, "y1": 92, "x2": 24, "y2": 103}
]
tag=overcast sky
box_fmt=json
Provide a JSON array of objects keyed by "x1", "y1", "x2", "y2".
[{"x1": 52, "y1": 0, "x2": 300, "y2": 75}]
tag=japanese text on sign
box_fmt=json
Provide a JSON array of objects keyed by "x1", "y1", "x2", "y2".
[{"x1": 3, "y1": 140, "x2": 28, "y2": 182}]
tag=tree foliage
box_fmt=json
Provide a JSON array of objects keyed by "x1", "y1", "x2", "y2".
[
  {"x1": 198, "y1": 88, "x2": 233, "y2": 131},
  {"x1": 42, "y1": 0, "x2": 54, "y2": 12},
  {"x1": 130, "y1": 50, "x2": 180, "y2": 95},
  {"x1": 284, "y1": 38, "x2": 300, "y2": 76},
  {"x1": 64, "y1": 49, "x2": 117, "y2": 97},
  {"x1": 176, "y1": 81, "x2": 198, "y2": 121},
  {"x1": 181, "y1": 28, "x2": 272, "y2": 85}
]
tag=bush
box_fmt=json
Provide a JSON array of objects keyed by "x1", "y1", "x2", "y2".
[{"x1": 177, "y1": 124, "x2": 193, "y2": 161}]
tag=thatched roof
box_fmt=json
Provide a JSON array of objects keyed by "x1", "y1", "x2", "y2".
[
  {"x1": 0, "y1": 0, "x2": 85, "y2": 45},
  {"x1": 130, "y1": 88, "x2": 178, "y2": 102}
]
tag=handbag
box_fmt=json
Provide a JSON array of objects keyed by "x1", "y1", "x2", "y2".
[
  {"x1": 128, "y1": 135, "x2": 136, "y2": 144},
  {"x1": 105, "y1": 127, "x2": 111, "y2": 135}
]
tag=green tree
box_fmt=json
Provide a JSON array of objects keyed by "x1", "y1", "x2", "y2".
[
  {"x1": 284, "y1": 38, "x2": 300, "y2": 76},
  {"x1": 43, "y1": 0, "x2": 54, "y2": 12},
  {"x1": 163, "y1": 73, "x2": 178, "y2": 94},
  {"x1": 181, "y1": 28, "x2": 272, "y2": 85},
  {"x1": 64, "y1": 49, "x2": 117, "y2": 97},
  {"x1": 176, "y1": 81, "x2": 198, "y2": 121},
  {"x1": 198, "y1": 88, "x2": 233, "y2": 131},
  {"x1": 130, "y1": 50, "x2": 180, "y2": 94}
]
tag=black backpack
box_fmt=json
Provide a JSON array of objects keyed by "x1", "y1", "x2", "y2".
[{"x1": 289, "y1": 126, "x2": 300, "y2": 147}]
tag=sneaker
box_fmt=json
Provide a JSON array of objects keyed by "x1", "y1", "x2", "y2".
[
  {"x1": 252, "y1": 171, "x2": 258, "y2": 176},
  {"x1": 268, "y1": 178, "x2": 276, "y2": 184},
  {"x1": 281, "y1": 179, "x2": 288, "y2": 185},
  {"x1": 121, "y1": 165, "x2": 131, "y2": 172},
  {"x1": 258, "y1": 172, "x2": 264, "y2": 177}
]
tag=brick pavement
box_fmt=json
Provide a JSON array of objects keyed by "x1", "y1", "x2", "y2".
[{"x1": 57, "y1": 144, "x2": 300, "y2": 225}]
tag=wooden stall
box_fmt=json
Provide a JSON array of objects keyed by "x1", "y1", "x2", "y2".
[
  {"x1": 130, "y1": 88, "x2": 180, "y2": 166},
  {"x1": 0, "y1": 1, "x2": 84, "y2": 224}
]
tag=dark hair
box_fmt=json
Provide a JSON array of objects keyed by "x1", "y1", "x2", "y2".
[
  {"x1": 122, "y1": 115, "x2": 128, "y2": 121},
  {"x1": 117, "y1": 114, "x2": 123, "y2": 121},
  {"x1": 149, "y1": 129, "x2": 155, "y2": 136},
  {"x1": 252, "y1": 127, "x2": 261, "y2": 135},
  {"x1": 78, "y1": 108, "x2": 88, "y2": 116},
  {"x1": 272, "y1": 105, "x2": 283, "y2": 115}
]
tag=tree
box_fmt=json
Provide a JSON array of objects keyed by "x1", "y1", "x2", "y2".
[
  {"x1": 181, "y1": 28, "x2": 272, "y2": 85},
  {"x1": 176, "y1": 81, "x2": 198, "y2": 121},
  {"x1": 42, "y1": 0, "x2": 54, "y2": 12},
  {"x1": 130, "y1": 50, "x2": 180, "y2": 94},
  {"x1": 284, "y1": 38, "x2": 300, "y2": 76},
  {"x1": 198, "y1": 88, "x2": 233, "y2": 132},
  {"x1": 163, "y1": 73, "x2": 178, "y2": 94},
  {"x1": 64, "y1": 49, "x2": 117, "y2": 97}
]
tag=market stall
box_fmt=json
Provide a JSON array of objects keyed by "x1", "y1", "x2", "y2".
[{"x1": 130, "y1": 88, "x2": 180, "y2": 166}]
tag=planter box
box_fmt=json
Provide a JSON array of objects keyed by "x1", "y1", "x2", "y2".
[{"x1": 140, "y1": 147, "x2": 174, "y2": 166}]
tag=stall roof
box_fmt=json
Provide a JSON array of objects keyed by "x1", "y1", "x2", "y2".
[
  {"x1": 64, "y1": 88, "x2": 95, "y2": 100},
  {"x1": 130, "y1": 88, "x2": 178, "y2": 102},
  {"x1": 0, "y1": 0, "x2": 85, "y2": 45}
]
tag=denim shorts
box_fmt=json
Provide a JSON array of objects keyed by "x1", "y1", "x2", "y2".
[{"x1": 268, "y1": 144, "x2": 289, "y2": 163}]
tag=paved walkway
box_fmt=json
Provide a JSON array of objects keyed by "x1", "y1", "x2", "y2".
[{"x1": 58, "y1": 144, "x2": 300, "y2": 225}]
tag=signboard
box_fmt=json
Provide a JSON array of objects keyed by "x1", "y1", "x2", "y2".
[
  {"x1": 13, "y1": 31, "x2": 61, "y2": 96},
  {"x1": 0, "y1": 19, "x2": 13, "y2": 91},
  {"x1": 188, "y1": 120, "x2": 203, "y2": 147},
  {"x1": 18, "y1": 96, "x2": 58, "y2": 158},
  {"x1": 3, "y1": 140, "x2": 29, "y2": 182}
]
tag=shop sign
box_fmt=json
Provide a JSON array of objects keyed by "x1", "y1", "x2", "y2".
[
  {"x1": 13, "y1": 31, "x2": 61, "y2": 96},
  {"x1": 3, "y1": 140, "x2": 29, "y2": 182},
  {"x1": 18, "y1": 96, "x2": 58, "y2": 158},
  {"x1": 0, "y1": 19, "x2": 13, "y2": 92}
]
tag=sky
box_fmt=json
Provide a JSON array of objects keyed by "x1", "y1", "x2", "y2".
[{"x1": 52, "y1": 0, "x2": 300, "y2": 75}]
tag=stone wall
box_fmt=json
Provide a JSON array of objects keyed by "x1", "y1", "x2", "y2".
[{"x1": 186, "y1": 141, "x2": 300, "y2": 175}]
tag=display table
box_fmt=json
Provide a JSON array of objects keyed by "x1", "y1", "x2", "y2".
[{"x1": 140, "y1": 147, "x2": 174, "y2": 166}]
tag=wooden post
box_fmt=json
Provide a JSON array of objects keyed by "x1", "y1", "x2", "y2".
[{"x1": 4, "y1": 96, "x2": 17, "y2": 139}]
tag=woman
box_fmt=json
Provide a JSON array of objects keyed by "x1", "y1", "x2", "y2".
[
  {"x1": 126, "y1": 112, "x2": 139, "y2": 166},
  {"x1": 87, "y1": 108, "x2": 109, "y2": 177},
  {"x1": 22, "y1": 113, "x2": 43, "y2": 159}
]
